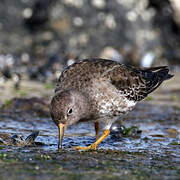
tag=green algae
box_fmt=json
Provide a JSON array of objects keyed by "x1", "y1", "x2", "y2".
[
  {"x1": 169, "y1": 142, "x2": 180, "y2": 145},
  {"x1": 144, "y1": 96, "x2": 153, "y2": 101},
  {"x1": 121, "y1": 126, "x2": 141, "y2": 136}
]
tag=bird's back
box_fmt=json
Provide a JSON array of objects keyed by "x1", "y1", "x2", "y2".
[
  {"x1": 55, "y1": 59, "x2": 120, "y2": 93},
  {"x1": 55, "y1": 58, "x2": 173, "y2": 102}
]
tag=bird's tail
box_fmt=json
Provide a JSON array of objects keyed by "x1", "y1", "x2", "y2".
[{"x1": 141, "y1": 66, "x2": 174, "y2": 94}]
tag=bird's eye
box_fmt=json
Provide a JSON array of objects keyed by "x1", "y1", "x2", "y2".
[{"x1": 67, "y1": 108, "x2": 73, "y2": 115}]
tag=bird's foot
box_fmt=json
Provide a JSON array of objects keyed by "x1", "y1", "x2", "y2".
[
  {"x1": 75, "y1": 129, "x2": 110, "y2": 151},
  {"x1": 75, "y1": 143, "x2": 97, "y2": 151}
]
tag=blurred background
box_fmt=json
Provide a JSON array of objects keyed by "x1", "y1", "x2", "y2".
[
  {"x1": 0, "y1": 0, "x2": 180, "y2": 99},
  {"x1": 0, "y1": 2, "x2": 180, "y2": 178}
]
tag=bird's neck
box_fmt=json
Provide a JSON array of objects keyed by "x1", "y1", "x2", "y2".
[{"x1": 71, "y1": 90, "x2": 91, "y2": 120}]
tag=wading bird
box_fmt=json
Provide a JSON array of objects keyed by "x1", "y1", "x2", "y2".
[{"x1": 50, "y1": 58, "x2": 173, "y2": 150}]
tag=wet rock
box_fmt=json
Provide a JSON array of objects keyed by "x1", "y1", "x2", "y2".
[
  {"x1": 0, "y1": 131, "x2": 40, "y2": 147},
  {"x1": 10, "y1": 134, "x2": 24, "y2": 146},
  {"x1": 150, "y1": 134, "x2": 165, "y2": 138},
  {"x1": 1, "y1": 97, "x2": 50, "y2": 117},
  {"x1": 24, "y1": 131, "x2": 39, "y2": 146},
  {"x1": 0, "y1": 134, "x2": 11, "y2": 143},
  {"x1": 166, "y1": 128, "x2": 179, "y2": 138},
  {"x1": 110, "y1": 123, "x2": 142, "y2": 139}
]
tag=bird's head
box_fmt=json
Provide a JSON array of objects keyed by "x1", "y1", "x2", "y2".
[{"x1": 50, "y1": 90, "x2": 89, "y2": 149}]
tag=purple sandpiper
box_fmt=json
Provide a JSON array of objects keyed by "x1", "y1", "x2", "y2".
[{"x1": 50, "y1": 58, "x2": 173, "y2": 150}]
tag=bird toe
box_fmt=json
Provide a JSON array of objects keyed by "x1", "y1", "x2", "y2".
[{"x1": 75, "y1": 144, "x2": 97, "y2": 151}]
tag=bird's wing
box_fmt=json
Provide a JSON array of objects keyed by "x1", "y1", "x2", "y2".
[
  {"x1": 102, "y1": 64, "x2": 173, "y2": 101},
  {"x1": 54, "y1": 58, "x2": 173, "y2": 101}
]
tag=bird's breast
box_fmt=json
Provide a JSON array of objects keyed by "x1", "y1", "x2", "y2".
[{"x1": 96, "y1": 95, "x2": 136, "y2": 117}]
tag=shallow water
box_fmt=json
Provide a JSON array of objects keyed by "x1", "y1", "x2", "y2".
[
  {"x1": 0, "y1": 93, "x2": 180, "y2": 180},
  {"x1": 0, "y1": 100, "x2": 180, "y2": 179},
  {"x1": 0, "y1": 102, "x2": 179, "y2": 154}
]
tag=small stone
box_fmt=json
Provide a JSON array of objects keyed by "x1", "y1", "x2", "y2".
[
  {"x1": 63, "y1": 0, "x2": 84, "y2": 8},
  {"x1": 35, "y1": 166, "x2": 39, "y2": 170},
  {"x1": 67, "y1": 59, "x2": 75, "y2": 66},
  {"x1": 92, "y1": 0, "x2": 106, "y2": 9},
  {"x1": 23, "y1": 8, "x2": 33, "y2": 19},
  {"x1": 73, "y1": 17, "x2": 83, "y2": 27},
  {"x1": 100, "y1": 47, "x2": 123, "y2": 63},
  {"x1": 105, "y1": 14, "x2": 116, "y2": 29}
]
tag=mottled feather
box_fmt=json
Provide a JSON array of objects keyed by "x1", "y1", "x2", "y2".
[{"x1": 55, "y1": 58, "x2": 173, "y2": 102}]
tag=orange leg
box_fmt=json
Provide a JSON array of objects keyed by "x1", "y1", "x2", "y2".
[
  {"x1": 94, "y1": 122, "x2": 100, "y2": 141},
  {"x1": 75, "y1": 129, "x2": 110, "y2": 151}
]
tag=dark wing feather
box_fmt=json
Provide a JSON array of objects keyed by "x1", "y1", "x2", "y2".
[
  {"x1": 55, "y1": 58, "x2": 173, "y2": 102},
  {"x1": 104, "y1": 65, "x2": 173, "y2": 101}
]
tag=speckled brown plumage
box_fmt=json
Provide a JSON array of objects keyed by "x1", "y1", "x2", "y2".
[{"x1": 51, "y1": 58, "x2": 173, "y2": 150}]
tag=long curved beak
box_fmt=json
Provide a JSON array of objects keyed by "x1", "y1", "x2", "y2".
[{"x1": 58, "y1": 123, "x2": 66, "y2": 149}]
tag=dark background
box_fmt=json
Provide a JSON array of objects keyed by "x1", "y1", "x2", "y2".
[{"x1": 0, "y1": 0, "x2": 180, "y2": 82}]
